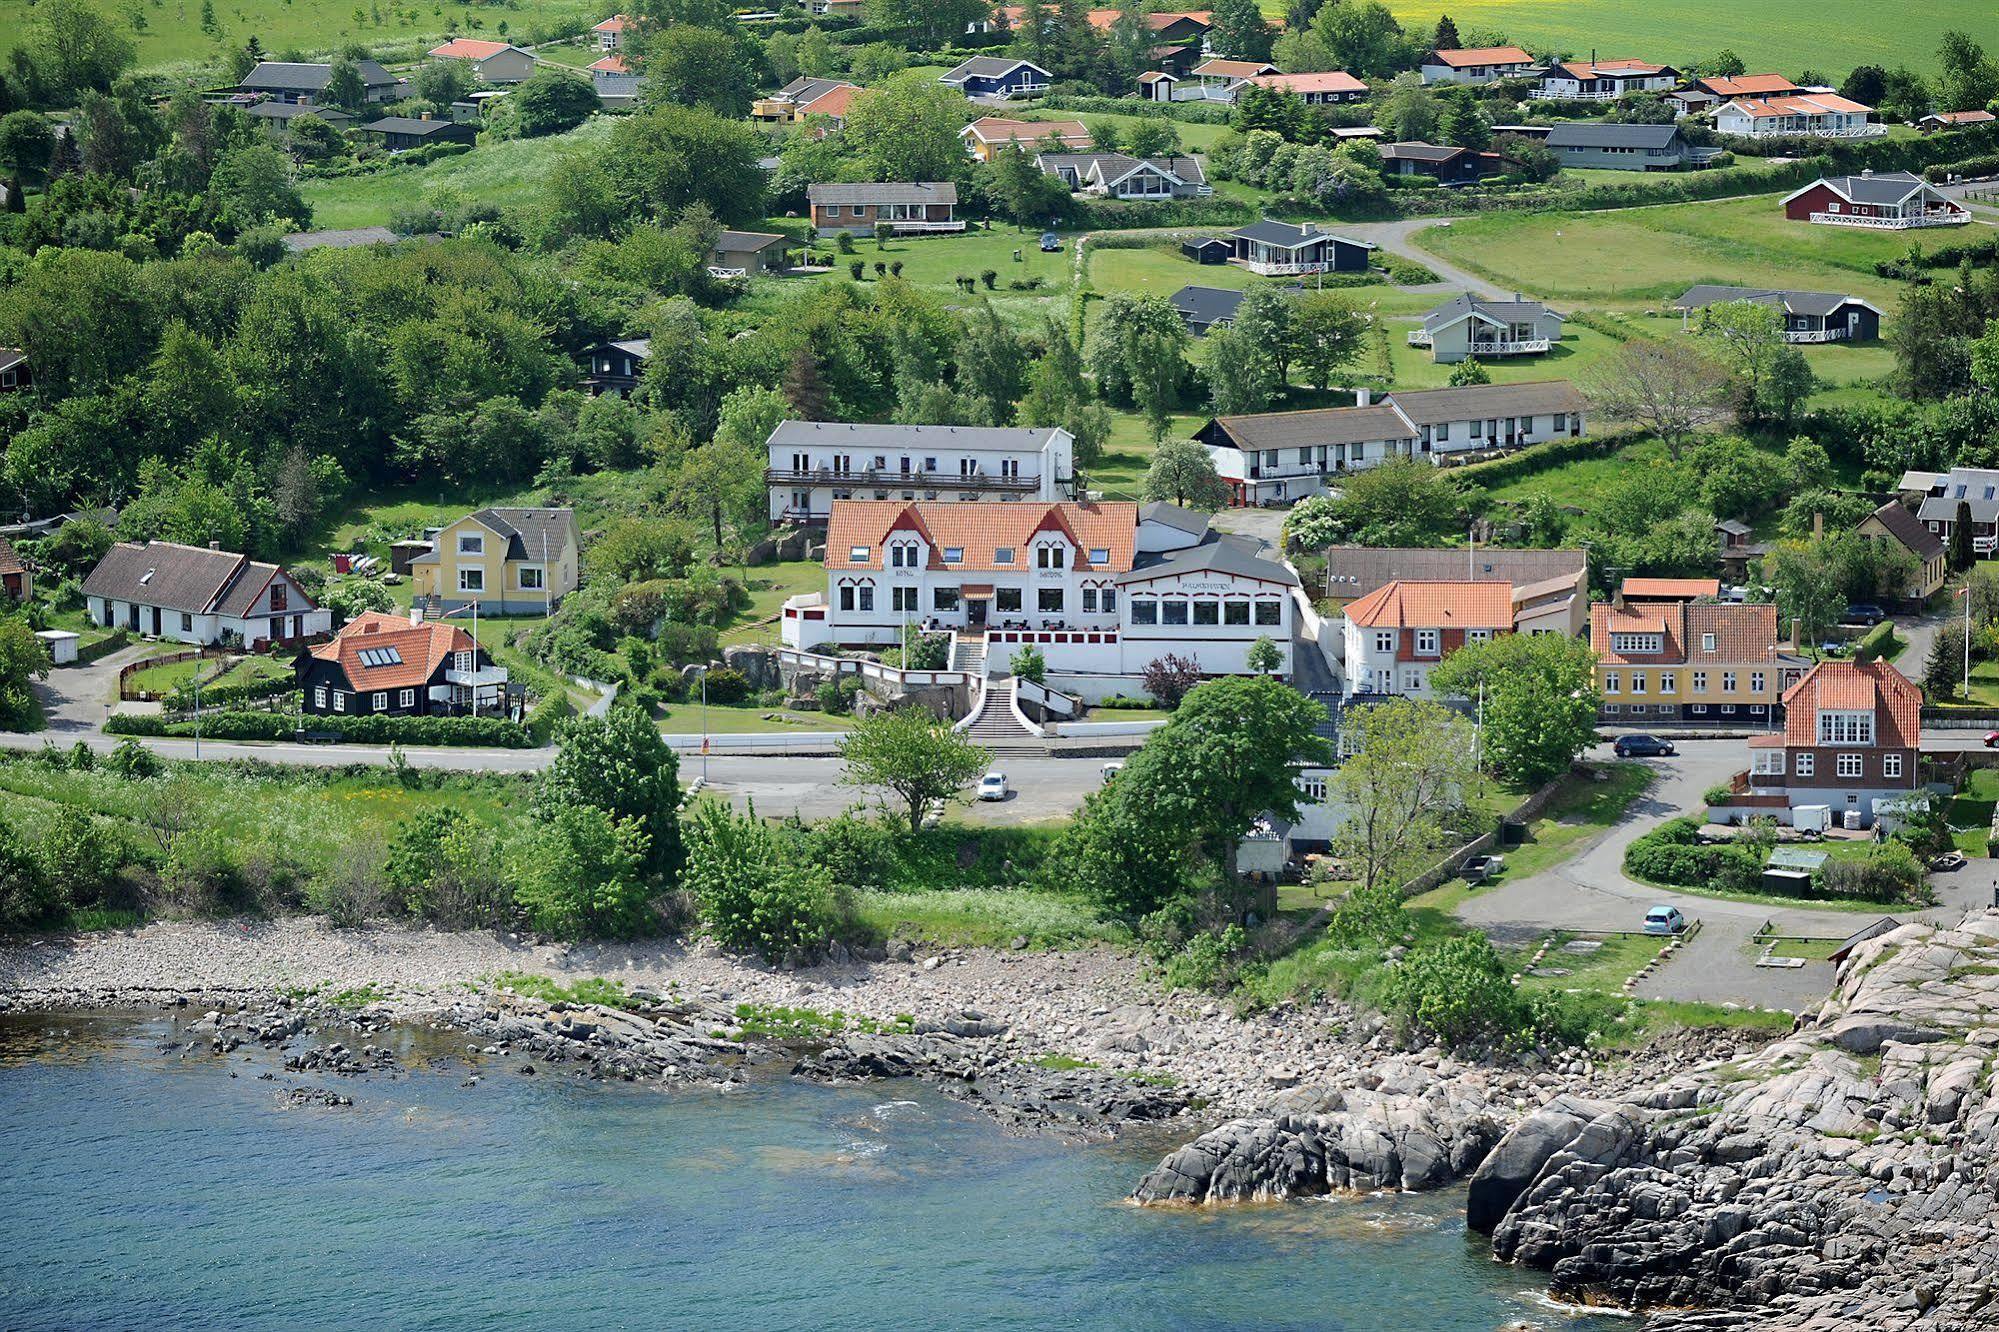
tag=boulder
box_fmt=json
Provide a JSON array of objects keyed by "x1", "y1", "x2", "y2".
[{"x1": 1466, "y1": 1094, "x2": 1615, "y2": 1234}]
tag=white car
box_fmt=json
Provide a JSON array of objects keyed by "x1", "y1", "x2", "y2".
[
  {"x1": 1100, "y1": 762, "x2": 1124, "y2": 783},
  {"x1": 1643, "y1": 905, "x2": 1687, "y2": 936},
  {"x1": 976, "y1": 771, "x2": 1010, "y2": 801}
]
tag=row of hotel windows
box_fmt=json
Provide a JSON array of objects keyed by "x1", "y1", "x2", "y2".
[
  {"x1": 1754, "y1": 752, "x2": 1902, "y2": 779},
  {"x1": 798, "y1": 454, "x2": 1026, "y2": 478},
  {"x1": 314, "y1": 686, "x2": 417, "y2": 712},
  {"x1": 1252, "y1": 416, "x2": 1570, "y2": 470},
  {"x1": 836, "y1": 585, "x2": 1118, "y2": 614},
  {"x1": 1132, "y1": 598, "x2": 1283, "y2": 627},
  {"x1": 1602, "y1": 702, "x2": 1764, "y2": 716},
  {"x1": 1603, "y1": 670, "x2": 1767, "y2": 695},
  {"x1": 880, "y1": 544, "x2": 1104, "y2": 569},
  {"x1": 1373, "y1": 628, "x2": 1491, "y2": 654}
]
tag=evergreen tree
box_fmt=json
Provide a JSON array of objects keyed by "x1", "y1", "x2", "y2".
[
  {"x1": 784, "y1": 345, "x2": 831, "y2": 420},
  {"x1": 1440, "y1": 94, "x2": 1490, "y2": 149},
  {"x1": 1431, "y1": 14, "x2": 1460, "y2": 50},
  {"x1": 1953, "y1": 499, "x2": 1975, "y2": 571}
]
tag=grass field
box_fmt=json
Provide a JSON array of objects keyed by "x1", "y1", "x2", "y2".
[
  {"x1": 298, "y1": 117, "x2": 615, "y2": 230},
  {"x1": 656, "y1": 702, "x2": 851, "y2": 734},
  {"x1": 1414, "y1": 197, "x2": 1913, "y2": 308},
  {"x1": 1344, "y1": 0, "x2": 1975, "y2": 80},
  {"x1": 0, "y1": 0, "x2": 600, "y2": 75}
]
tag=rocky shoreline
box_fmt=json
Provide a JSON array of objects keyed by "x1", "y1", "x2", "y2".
[{"x1": 1131, "y1": 909, "x2": 1999, "y2": 1330}]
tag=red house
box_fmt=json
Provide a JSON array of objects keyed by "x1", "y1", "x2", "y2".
[{"x1": 1781, "y1": 170, "x2": 1970, "y2": 230}]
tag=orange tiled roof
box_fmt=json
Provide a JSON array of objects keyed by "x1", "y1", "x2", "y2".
[
  {"x1": 1622, "y1": 577, "x2": 1720, "y2": 600},
  {"x1": 308, "y1": 611, "x2": 477, "y2": 692},
  {"x1": 1781, "y1": 659, "x2": 1921, "y2": 748},
  {"x1": 1244, "y1": 70, "x2": 1368, "y2": 95},
  {"x1": 1685, "y1": 603, "x2": 1781, "y2": 662},
  {"x1": 1344, "y1": 580, "x2": 1515, "y2": 629},
  {"x1": 1591, "y1": 601, "x2": 1682, "y2": 663},
  {"x1": 800, "y1": 84, "x2": 858, "y2": 118},
  {"x1": 1727, "y1": 92, "x2": 1872, "y2": 118},
  {"x1": 590, "y1": 54, "x2": 628, "y2": 73},
  {"x1": 430, "y1": 37, "x2": 514, "y2": 59},
  {"x1": 1192, "y1": 57, "x2": 1276, "y2": 78},
  {"x1": 592, "y1": 14, "x2": 627, "y2": 31},
  {"x1": 0, "y1": 537, "x2": 23, "y2": 578},
  {"x1": 825, "y1": 501, "x2": 1138, "y2": 574},
  {"x1": 1698, "y1": 73, "x2": 1797, "y2": 96},
  {"x1": 996, "y1": 7, "x2": 1210, "y2": 32},
  {"x1": 1431, "y1": 45, "x2": 1533, "y2": 67},
  {"x1": 963, "y1": 116, "x2": 1089, "y2": 145}
]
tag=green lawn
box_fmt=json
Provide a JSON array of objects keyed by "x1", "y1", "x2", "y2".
[
  {"x1": 123, "y1": 654, "x2": 212, "y2": 697},
  {"x1": 1, "y1": 0, "x2": 600, "y2": 74},
  {"x1": 1375, "y1": 0, "x2": 1976, "y2": 83},
  {"x1": 787, "y1": 224, "x2": 1077, "y2": 326},
  {"x1": 721, "y1": 559, "x2": 828, "y2": 647},
  {"x1": 1475, "y1": 433, "x2": 1867, "y2": 520},
  {"x1": 1765, "y1": 937, "x2": 1845, "y2": 961},
  {"x1": 851, "y1": 887, "x2": 1125, "y2": 949},
  {"x1": 1415, "y1": 195, "x2": 1914, "y2": 309},
  {"x1": 1948, "y1": 767, "x2": 1999, "y2": 855},
  {"x1": 1484, "y1": 763, "x2": 1653, "y2": 882},
  {"x1": 1506, "y1": 930, "x2": 1662, "y2": 997},
  {"x1": 299, "y1": 118, "x2": 617, "y2": 231},
  {"x1": 657, "y1": 702, "x2": 850, "y2": 734}
]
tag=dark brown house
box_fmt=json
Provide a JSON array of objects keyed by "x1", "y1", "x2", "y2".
[{"x1": 295, "y1": 610, "x2": 511, "y2": 717}]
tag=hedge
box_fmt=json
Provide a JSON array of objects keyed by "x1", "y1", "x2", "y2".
[
  {"x1": 1453, "y1": 431, "x2": 1629, "y2": 490},
  {"x1": 105, "y1": 711, "x2": 532, "y2": 747},
  {"x1": 1071, "y1": 195, "x2": 1256, "y2": 229},
  {"x1": 74, "y1": 629, "x2": 130, "y2": 665},
  {"x1": 164, "y1": 674, "x2": 296, "y2": 713},
  {"x1": 1624, "y1": 817, "x2": 1762, "y2": 887},
  {"x1": 1851, "y1": 620, "x2": 1898, "y2": 663},
  {"x1": 1035, "y1": 94, "x2": 1234, "y2": 125},
  {"x1": 525, "y1": 690, "x2": 576, "y2": 745}
]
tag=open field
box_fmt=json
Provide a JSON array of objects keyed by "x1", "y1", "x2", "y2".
[
  {"x1": 1349, "y1": 0, "x2": 1977, "y2": 78},
  {"x1": 299, "y1": 117, "x2": 615, "y2": 231},
  {"x1": 1475, "y1": 433, "x2": 1866, "y2": 519},
  {"x1": 0, "y1": 0, "x2": 600, "y2": 75},
  {"x1": 656, "y1": 702, "x2": 850, "y2": 734},
  {"x1": 1414, "y1": 196, "x2": 1915, "y2": 308}
]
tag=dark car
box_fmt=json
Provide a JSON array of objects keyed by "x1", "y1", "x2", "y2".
[
  {"x1": 1039, "y1": 231, "x2": 1062, "y2": 252},
  {"x1": 1614, "y1": 734, "x2": 1677, "y2": 758},
  {"x1": 1843, "y1": 603, "x2": 1888, "y2": 626}
]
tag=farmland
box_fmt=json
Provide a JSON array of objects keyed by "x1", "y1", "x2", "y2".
[
  {"x1": 297, "y1": 117, "x2": 615, "y2": 230},
  {"x1": 0, "y1": 0, "x2": 600, "y2": 75}
]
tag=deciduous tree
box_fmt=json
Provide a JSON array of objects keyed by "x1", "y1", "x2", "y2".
[
  {"x1": 839, "y1": 706, "x2": 991, "y2": 833},
  {"x1": 1142, "y1": 439, "x2": 1231, "y2": 509},
  {"x1": 1431, "y1": 632, "x2": 1599, "y2": 785},
  {"x1": 538, "y1": 705, "x2": 684, "y2": 879},
  {"x1": 1330, "y1": 696, "x2": 1478, "y2": 895},
  {"x1": 1584, "y1": 339, "x2": 1731, "y2": 458}
]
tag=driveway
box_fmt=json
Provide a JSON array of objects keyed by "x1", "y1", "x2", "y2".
[
  {"x1": 1455, "y1": 739, "x2": 1973, "y2": 1013},
  {"x1": 1336, "y1": 217, "x2": 1499, "y2": 298},
  {"x1": 35, "y1": 644, "x2": 154, "y2": 734}
]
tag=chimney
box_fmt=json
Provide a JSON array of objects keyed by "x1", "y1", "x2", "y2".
[
  {"x1": 420, "y1": 111, "x2": 432, "y2": 120},
  {"x1": 1791, "y1": 616, "x2": 1804, "y2": 649},
  {"x1": 208, "y1": 540, "x2": 220, "y2": 550},
  {"x1": 1355, "y1": 387, "x2": 1371, "y2": 407},
  {"x1": 1612, "y1": 585, "x2": 1625, "y2": 611},
  {"x1": 409, "y1": 605, "x2": 425, "y2": 625}
]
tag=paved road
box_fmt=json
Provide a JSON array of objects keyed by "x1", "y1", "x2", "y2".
[
  {"x1": 1455, "y1": 739, "x2": 1990, "y2": 1012},
  {"x1": 1336, "y1": 218, "x2": 1501, "y2": 299}
]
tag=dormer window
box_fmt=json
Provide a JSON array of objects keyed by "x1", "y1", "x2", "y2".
[
  {"x1": 1088, "y1": 547, "x2": 1109, "y2": 564},
  {"x1": 1036, "y1": 545, "x2": 1066, "y2": 569},
  {"x1": 1817, "y1": 710, "x2": 1874, "y2": 745},
  {"x1": 849, "y1": 545, "x2": 870, "y2": 562},
  {"x1": 942, "y1": 547, "x2": 964, "y2": 563},
  {"x1": 1701, "y1": 633, "x2": 1716, "y2": 652},
  {"x1": 1611, "y1": 633, "x2": 1661, "y2": 653},
  {"x1": 890, "y1": 543, "x2": 919, "y2": 569}
]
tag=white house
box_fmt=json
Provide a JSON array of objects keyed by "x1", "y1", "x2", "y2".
[
  {"x1": 1340, "y1": 580, "x2": 1516, "y2": 698},
  {"x1": 1715, "y1": 92, "x2": 1878, "y2": 139},
  {"x1": 1198, "y1": 381, "x2": 1588, "y2": 505},
  {"x1": 766, "y1": 421, "x2": 1076, "y2": 523},
  {"x1": 83, "y1": 541, "x2": 332, "y2": 649},
  {"x1": 779, "y1": 500, "x2": 1297, "y2": 681},
  {"x1": 1420, "y1": 45, "x2": 1536, "y2": 85},
  {"x1": 1539, "y1": 59, "x2": 1678, "y2": 100},
  {"x1": 1408, "y1": 293, "x2": 1564, "y2": 361},
  {"x1": 1035, "y1": 152, "x2": 1210, "y2": 199}
]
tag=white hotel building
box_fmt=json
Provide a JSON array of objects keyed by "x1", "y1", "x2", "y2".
[
  {"x1": 780, "y1": 500, "x2": 1299, "y2": 680},
  {"x1": 764, "y1": 420, "x2": 1075, "y2": 523}
]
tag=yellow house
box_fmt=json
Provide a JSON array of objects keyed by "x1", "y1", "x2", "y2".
[
  {"x1": 411, "y1": 508, "x2": 579, "y2": 615},
  {"x1": 1591, "y1": 599, "x2": 1808, "y2": 726}
]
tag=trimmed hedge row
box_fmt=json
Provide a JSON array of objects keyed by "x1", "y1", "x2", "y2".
[
  {"x1": 1071, "y1": 195, "x2": 1256, "y2": 229},
  {"x1": 74, "y1": 630, "x2": 131, "y2": 665},
  {"x1": 105, "y1": 711, "x2": 532, "y2": 747},
  {"x1": 1035, "y1": 94, "x2": 1234, "y2": 125},
  {"x1": 1852, "y1": 620, "x2": 1898, "y2": 663},
  {"x1": 1454, "y1": 431, "x2": 1627, "y2": 490},
  {"x1": 165, "y1": 674, "x2": 296, "y2": 712},
  {"x1": 525, "y1": 690, "x2": 576, "y2": 745}
]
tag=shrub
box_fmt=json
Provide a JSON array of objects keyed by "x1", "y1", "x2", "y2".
[
  {"x1": 1703, "y1": 784, "x2": 1736, "y2": 808},
  {"x1": 1141, "y1": 654, "x2": 1201, "y2": 709},
  {"x1": 509, "y1": 806, "x2": 656, "y2": 940},
  {"x1": 1161, "y1": 924, "x2": 1252, "y2": 992},
  {"x1": 814, "y1": 675, "x2": 862, "y2": 714},
  {"x1": 0, "y1": 822, "x2": 64, "y2": 929},
  {"x1": 1818, "y1": 843, "x2": 1925, "y2": 904},
  {"x1": 1379, "y1": 254, "x2": 1439, "y2": 284},
  {"x1": 1851, "y1": 620, "x2": 1896, "y2": 664},
  {"x1": 104, "y1": 736, "x2": 161, "y2": 779},
  {"x1": 804, "y1": 811, "x2": 896, "y2": 890},
  {"x1": 524, "y1": 690, "x2": 575, "y2": 745},
  {"x1": 1624, "y1": 817, "x2": 1763, "y2": 887},
  {"x1": 682, "y1": 800, "x2": 842, "y2": 957},
  {"x1": 1009, "y1": 645, "x2": 1046, "y2": 684},
  {"x1": 699, "y1": 667, "x2": 751, "y2": 705},
  {"x1": 1380, "y1": 933, "x2": 1521, "y2": 1048}
]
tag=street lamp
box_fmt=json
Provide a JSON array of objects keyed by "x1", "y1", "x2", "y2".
[{"x1": 691, "y1": 663, "x2": 710, "y2": 784}]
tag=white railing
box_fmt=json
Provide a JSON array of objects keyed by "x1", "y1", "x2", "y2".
[
  {"x1": 1810, "y1": 210, "x2": 1968, "y2": 228},
  {"x1": 1015, "y1": 674, "x2": 1075, "y2": 721},
  {"x1": 774, "y1": 646, "x2": 967, "y2": 690},
  {"x1": 888, "y1": 219, "x2": 967, "y2": 233},
  {"x1": 1469, "y1": 338, "x2": 1551, "y2": 355},
  {"x1": 1406, "y1": 330, "x2": 1434, "y2": 347},
  {"x1": 1007, "y1": 676, "x2": 1049, "y2": 738},
  {"x1": 1738, "y1": 123, "x2": 1884, "y2": 139},
  {"x1": 950, "y1": 638, "x2": 992, "y2": 734},
  {"x1": 1785, "y1": 328, "x2": 1850, "y2": 344},
  {"x1": 1241, "y1": 259, "x2": 1330, "y2": 276}
]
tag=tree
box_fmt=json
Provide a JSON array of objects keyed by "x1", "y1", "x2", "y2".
[
  {"x1": 1246, "y1": 636, "x2": 1282, "y2": 675},
  {"x1": 0, "y1": 111, "x2": 55, "y2": 195},
  {"x1": 1201, "y1": 324, "x2": 1280, "y2": 415},
  {"x1": 1143, "y1": 439, "x2": 1232, "y2": 510},
  {"x1": 985, "y1": 145, "x2": 1068, "y2": 225},
  {"x1": 1208, "y1": 0, "x2": 1274, "y2": 61},
  {"x1": 571, "y1": 104, "x2": 767, "y2": 235},
  {"x1": 1761, "y1": 348, "x2": 1816, "y2": 428},
  {"x1": 1448, "y1": 356, "x2": 1491, "y2": 386},
  {"x1": 537, "y1": 705, "x2": 683, "y2": 880},
  {"x1": 1431, "y1": 633, "x2": 1599, "y2": 786},
  {"x1": 863, "y1": 0, "x2": 987, "y2": 47},
  {"x1": 1924, "y1": 619, "x2": 1965, "y2": 701},
  {"x1": 1937, "y1": 30, "x2": 1999, "y2": 112},
  {"x1": 210, "y1": 142, "x2": 311, "y2": 233},
  {"x1": 1288, "y1": 292, "x2": 1362, "y2": 390},
  {"x1": 1695, "y1": 298, "x2": 1788, "y2": 421},
  {"x1": 1377, "y1": 72, "x2": 1441, "y2": 141},
  {"x1": 843, "y1": 70, "x2": 970, "y2": 183},
  {"x1": 1842, "y1": 65, "x2": 1888, "y2": 106},
  {"x1": 1283, "y1": 457, "x2": 1468, "y2": 548},
  {"x1": 1953, "y1": 498, "x2": 1974, "y2": 570},
  {"x1": 1304, "y1": 0, "x2": 1411, "y2": 79},
  {"x1": 680, "y1": 799, "x2": 840, "y2": 957},
  {"x1": 492, "y1": 70, "x2": 600, "y2": 138},
  {"x1": 1687, "y1": 436, "x2": 1787, "y2": 521},
  {"x1": 413, "y1": 57, "x2": 475, "y2": 106},
  {"x1": 1785, "y1": 436, "x2": 1834, "y2": 492},
  {"x1": 1584, "y1": 340, "x2": 1732, "y2": 458},
  {"x1": 1432, "y1": 14, "x2": 1460, "y2": 49},
  {"x1": 1010, "y1": 644, "x2": 1047, "y2": 683},
  {"x1": 0, "y1": 616, "x2": 51, "y2": 730},
  {"x1": 1086, "y1": 293, "x2": 1187, "y2": 440},
  {"x1": 839, "y1": 706, "x2": 990, "y2": 833},
  {"x1": 509, "y1": 805, "x2": 653, "y2": 940},
  {"x1": 1142, "y1": 653, "x2": 1202, "y2": 708},
  {"x1": 324, "y1": 56, "x2": 367, "y2": 112},
  {"x1": 1707, "y1": 49, "x2": 1746, "y2": 78},
  {"x1": 1330, "y1": 697, "x2": 1478, "y2": 896},
  {"x1": 1439, "y1": 94, "x2": 1490, "y2": 150},
  {"x1": 1762, "y1": 540, "x2": 1846, "y2": 646},
  {"x1": 12, "y1": 0, "x2": 136, "y2": 106},
  {"x1": 0, "y1": 823, "x2": 60, "y2": 930},
  {"x1": 638, "y1": 23, "x2": 760, "y2": 118}
]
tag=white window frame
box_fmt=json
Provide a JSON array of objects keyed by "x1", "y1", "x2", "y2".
[
  {"x1": 1817, "y1": 710, "x2": 1874, "y2": 745},
  {"x1": 458, "y1": 568, "x2": 484, "y2": 593},
  {"x1": 1692, "y1": 671, "x2": 1707, "y2": 693},
  {"x1": 332, "y1": 691, "x2": 347, "y2": 712},
  {"x1": 457, "y1": 532, "x2": 485, "y2": 556},
  {"x1": 1884, "y1": 753, "x2": 1903, "y2": 779},
  {"x1": 314, "y1": 686, "x2": 327, "y2": 709},
  {"x1": 1837, "y1": 753, "x2": 1864, "y2": 779},
  {"x1": 399, "y1": 688, "x2": 416, "y2": 709},
  {"x1": 1373, "y1": 631, "x2": 1394, "y2": 653},
  {"x1": 1701, "y1": 632, "x2": 1716, "y2": 652},
  {"x1": 1603, "y1": 670, "x2": 1620, "y2": 695},
  {"x1": 372, "y1": 692, "x2": 387, "y2": 711},
  {"x1": 1795, "y1": 752, "x2": 1815, "y2": 777},
  {"x1": 518, "y1": 565, "x2": 545, "y2": 590},
  {"x1": 1414, "y1": 628, "x2": 1439, "y2": 655},
  {"x1": 1751, "y1": 750, "x2": 1785, "y2": 776}
]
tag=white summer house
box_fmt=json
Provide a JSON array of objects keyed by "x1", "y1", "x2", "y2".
[{"x1": 765, "y1": 421, "x2": 1075, "y2": 523}]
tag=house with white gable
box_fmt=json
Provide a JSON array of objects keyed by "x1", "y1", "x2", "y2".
[
  {"x1": 83, "y1": 541, "x2": 331, "y2": 648},
  {"x1": 765, "y1": 421, "x2": 1075, "y2": 524},
  {"x1": 1340, "y1": 580, "x2": 1515, "y2": 698},
  {"x1": 779, "y1": 500, "x2": 1296, "y2": 682}
]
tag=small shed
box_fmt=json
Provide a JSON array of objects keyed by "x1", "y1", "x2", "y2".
[
  {"x1": 389, "y1": 538, "x2": 435, "y2": 576},
  {"x1": 1181, "y1": 236, "x2": 1231, "y2": 264},
  {"x1": 1763, "y1": 845, "x2": 1826, "y2": 893},
  {"x1": 35, "y1": 629, "x2": 79, "y2": 665}
]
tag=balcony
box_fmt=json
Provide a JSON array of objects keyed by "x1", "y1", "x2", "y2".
[
  {"x1": 764, "y1": 467, "x2": 1039, "y2": 492},
  {"x1": 1237, "y1": 259, "x2": 1330, "y2": 276},
  {"x1": 1469, "y1": 338, "x2": 1551, "y2": 355},
  {"x1": 1810, "y1": 209, "x2": 1968, "y2": 229},
  {"x1": 445, "y1": 665, "x2": 509, "y2": 689},
  {"x1": 886, "y1": 219, "x2": 967, "y2": 233},
  {"x1": 1784, "y1": 327, "x2": 1850, "y2": 344}
]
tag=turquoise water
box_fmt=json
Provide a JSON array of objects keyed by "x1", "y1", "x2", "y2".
[{"x1": 0, "y1": 1013, "x2": 1631, "y2": 1331}]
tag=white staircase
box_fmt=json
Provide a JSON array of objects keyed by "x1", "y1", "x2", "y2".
[
  {"x1": 949, "y1": 636, "x2": 987, "y2": 675},
  {"x1": 963, "y1": 675, "x2": 1044, "y2": 755}
]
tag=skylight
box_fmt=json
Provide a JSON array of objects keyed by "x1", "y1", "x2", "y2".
[{"x1": 356, "y1": 646, "x2": 404, "y2": 668}]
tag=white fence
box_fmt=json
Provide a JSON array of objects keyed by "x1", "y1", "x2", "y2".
[{"x1": 775, "y1": 647, "x2": 967, "y2": 691}]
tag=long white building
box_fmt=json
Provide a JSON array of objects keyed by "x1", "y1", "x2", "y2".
[
  {"x1": 780, "y1": 500, "x2": 1298, "y2": 680},
  {"x1": 765, "y1": 421, "x2": 1075, "y2": 523}
]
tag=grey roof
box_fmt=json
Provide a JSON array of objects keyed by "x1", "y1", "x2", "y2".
[
  {"x1": 1420, "y1": 292, "x2": 1560, "y2": 333},
  {"x1": 282, "y1": 225, "x2": 401, "y2": 252},
  {"x1": 1321, "y1": 547, "x2": 1586, "y2": 601},
  {"x1": 714, "y1": 229, "x2": 791, "y2": 253},
  {"x1": 765, "y1": 421, "x2": 1064, "y2": 452},
  {"x1": 1546, "y1": 122, "x2": 1683, "y2": 150},
  {"x1": 1674, "y1": 285, "x2": 1879, "y2": 318},
  {"x1": 245, "y1": 101, "x2": 354, "y2": 123},
  {"x1": 1207, "y1": 405, "x2": 1415, "y2": 450},
  {"x1": 1918, "y1": 468, "x2": 1999, "y2": 525},
  {"x1": 1715, "y1": 517, "x2": 1753, "y2": 537},
  {"x1": 1864, "y1": 500, "x2": 1945, "y2": 561},
  {"x1": 1119, "y1": 532, "x2": 1297, "y2": 587},
  {"x1": 240, "y1": 59, "x2": 397, "y2": 91},
  {"x1": 1138, "y1": 501, "x2": 1211, "y2": 536},
  {"x1": 469, "y1": 508, "x2": 578, "y2": 561},
  {"x1": 363, "y1": 116, "x2": 467, "y2": 136},
  {"x1": 83, "y1": 541, "x2": 257, "y2": 615},
  {"x1": 807, "y1": 181, "x2": 958, "y2": 206},
  {"x1": 608, "y1": 337, "x2": 652, "y2": 358},
  {"x1": 1037, "y1": 152, "x2": 1206, "y2": 186},
  {"x1": 1812, "y1": 170, "x2": 1929, "y2": 206},
  {"x1": 777, "y1": 76, "x2": 851, "y2": 102},
  {"x1": 1230, "y1": 219, "x2": 1373, "y2": 250},
  {"x1": 0, "y1": 348, "x2": 24, "y2": 374},
  {"x1": 1829, "y1": 916, "x2": 1901, "y2": 962},
  {"x1": 940, "y1": 56, "x2": 1049, "y2": 83},
  {"x1": 1383, "y1": 379, "x2": 1587, "y2": 424},
  {"x1": 1168, "y1": 285, "x2": 1245, "y2": 326},
  {"x1": 1379, "y1": 140, "x2": 1471, "y2": 162}
]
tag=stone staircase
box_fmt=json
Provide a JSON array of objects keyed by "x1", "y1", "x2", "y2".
[
  {"x1": 962, "y1": 676, "x2": 1045, "y2": 756},
  {"x1": 949, "y1": 636, "x2": 986, "y2": 675}
]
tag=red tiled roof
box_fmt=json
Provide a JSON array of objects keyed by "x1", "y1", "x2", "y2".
[
  {"x1": 1243, "y1": 70, "x2": 1367, "y2": 95},
  {"x1": 590, "y1": 54, "x2": 628, "y2": 73},
  {"x1": 1781, "y1": 660, "x2": 1921, "y2": 748},
  {"x1": 1727, "y1": 92, "x2": 1871, "y2": 118},
  {"x1": 0, "y1": 537, "x2": 23, "y2": 578},
  {"x1": 1344, "y1": 580, "x2": 1515, "y2": 629},
  {"x1": 996, "y1": 7, "x2": 1210, "y2": 32},
  {"x1": 1591, "y1": 602, "x2": 1683, "y2": 664},
  {"x1": 1431, "y1": 45, "x2": 1533, "y2": 67},
  {"x1": 430, "y1": 37, "x2": 514, "y2": 59},
  {"x1": 825, "y1": 501, "x2": 1137, "y2": 574},
  {"x1": 1698, "y1": 73, "x2": 1797, "y2": 96},
  {"x1": 308, "y1": 611, "x2": 477, "y2": 692},
  {"x1": 592, "y1": 13, "x2": 627, "y2": 31},
  {"x1": 799, "y1": 84, "x2": 857, "y2": 118},
  {"x1": 1622, "y1": 577, "x2": 1720, "y2": 600}
]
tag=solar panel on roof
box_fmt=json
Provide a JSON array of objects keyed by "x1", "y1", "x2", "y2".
[{"x1": 356, "y1": 646, "x2": 404, "y2": 668}]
